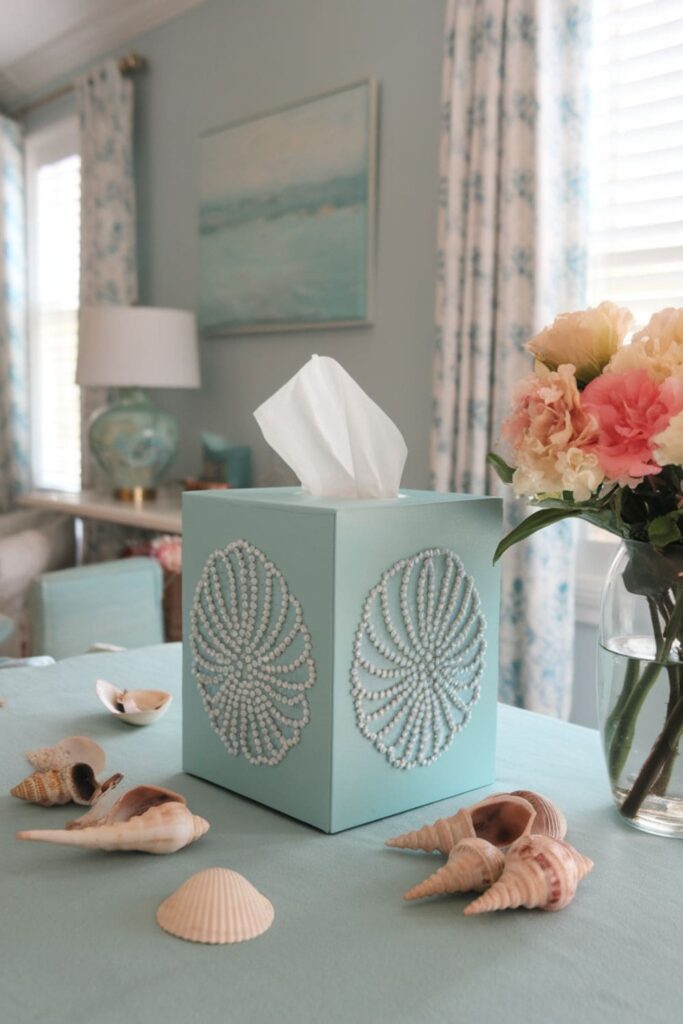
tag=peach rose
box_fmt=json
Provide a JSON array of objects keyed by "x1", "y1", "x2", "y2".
[
  {"x1": 526, "y1": 301, "x2": 634, "y2": 385},
  {"x1": 653, "y1": 410, "x2": 683, "y2": 468},
  {"x1": 582, "y1": 370, "x2": 683, "y2": 485},
  {"x1": 502, "y1": 363, "x2": 603, "y2": 500},
  {"x1": 607, "y1": 307, "x2": 683, "y2": 382}
]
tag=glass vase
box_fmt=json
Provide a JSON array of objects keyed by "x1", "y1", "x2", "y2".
[{"x1": 598, "y1": 540, "x2": 683, "y2": 837}]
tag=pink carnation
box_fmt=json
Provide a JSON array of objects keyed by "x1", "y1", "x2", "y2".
[
  {"x1": 581, "y1": 370, "x2": 683, "y2": 485},
  {"x1": 502, "y1": 364, "x2": 603, "y2": 500}
]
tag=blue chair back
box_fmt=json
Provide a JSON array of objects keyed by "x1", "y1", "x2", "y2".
[{"x1": 30, "y1": 557, "x2": 164, "y2": 660}]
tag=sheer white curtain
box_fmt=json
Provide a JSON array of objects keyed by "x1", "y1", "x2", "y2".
[{"x1": 431, "y1": 0, "x2": 591, "y2": 717}]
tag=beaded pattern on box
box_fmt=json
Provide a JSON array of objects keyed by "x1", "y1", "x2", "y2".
[
  {"x1": 190, "y1": 540, "x2": 316, "y2": 766},
  {"x1": 351, "y1": 548, "x2": 485, "y2": 769}
]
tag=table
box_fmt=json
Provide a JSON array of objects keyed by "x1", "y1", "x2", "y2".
[
  {"x1": 18, "y1": 488, "x2": 182, "y2": 534},
  {"x1": 0, "y1": 645, "x2": 679, "y2": 1024}
]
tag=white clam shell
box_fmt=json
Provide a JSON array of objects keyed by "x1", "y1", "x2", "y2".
[
  {"x1": 25, "y1": 736, "x2": 105, "y2": 774},
  {"x1": 156, "y1": 867, "x2": 274, "y2": 944},
  {"x1": 95, "y1": 679, "x2": 172, "y2": 726}
]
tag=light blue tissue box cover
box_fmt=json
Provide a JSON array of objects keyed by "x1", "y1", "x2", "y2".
[{"x1": 182, "y1": 488, "x2": 501, "y2": 833}]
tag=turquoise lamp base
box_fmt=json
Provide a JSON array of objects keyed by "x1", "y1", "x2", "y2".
[{"x1": 88, "y1": 388, "x2": 178, "y2": 499}]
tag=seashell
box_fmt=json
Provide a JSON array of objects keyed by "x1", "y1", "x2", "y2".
[
  {"x1": 25, "y1": 736, "x2": 106, "y2": 774},
  {"x1": 156, "y1": 867, "x2": 274, "y2": 944},
  {"x1": 386, "y1": 794, "x2": 535, "y2": 854},
  {"x1": 95, "y1": 679, "x2": 172, "y2": 726},
  {"x1": 66, "y1": 784, "x2": 187, "y2": 830},
  {"x1": 404, "y1": 838, "x2": 505, "y2": 900},
  {"x1": 510, "y1": 790, "x2": 567, "y2": 840},
  {"x1": 464, "y1": 835, "x2": 594, "y2": 915},
  {"x1": 11, "y1": 764, "x2": 123, "y2": 806},
  {"x1": 468, "y1": 794, "x2": 536, "y2": 848},
  {"x1": 16, "y1": 799, "x2": 209, "y2": 854},
  {"x1": 351, "y1": 548, "x2": 486, "y2": 768},
  {"x1": 386, "y1": 808, "x2": 476, "y2": 853}
]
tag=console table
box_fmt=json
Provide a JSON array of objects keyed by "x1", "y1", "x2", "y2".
[{"x1": 17, "y1": 488, "x2": 182, "y2": 534}]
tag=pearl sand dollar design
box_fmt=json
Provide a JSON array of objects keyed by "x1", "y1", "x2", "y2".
[
  {"x1": 351, "y1": 548, "x2": 485, "y2": 769},
  {"x1": 190, "y1": 540, "x2": 316, "y2": 766}
]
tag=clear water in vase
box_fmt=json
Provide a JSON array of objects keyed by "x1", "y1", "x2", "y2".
[{"x1": 598, "y1": 639, "x2": 683, "y2": 838}]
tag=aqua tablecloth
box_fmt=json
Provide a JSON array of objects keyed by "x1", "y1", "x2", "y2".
[{"x1": 0, "y1": 644, "x2": 679, "y2": 1024}]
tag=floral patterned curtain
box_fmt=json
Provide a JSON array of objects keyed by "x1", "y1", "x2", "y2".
[
  {"x1": 75, "y1": 58, "x2": 137, "y2": 490},
  {"x1": 0, "y1": 116, "x2": 29, "y2": 512},
  {"x1": 431, "y1": 0, "x2": 591, "y2": 717}
]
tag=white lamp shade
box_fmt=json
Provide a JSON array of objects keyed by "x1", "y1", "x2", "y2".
[{"x1": 76, "y1": 306, "x2": 201, "y2": 388}]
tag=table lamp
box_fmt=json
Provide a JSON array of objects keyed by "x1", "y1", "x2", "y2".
[{"x1": 76, "y1": 306, "x2": 200, "y2": 500}]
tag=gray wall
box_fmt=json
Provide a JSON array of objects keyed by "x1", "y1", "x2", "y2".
[{"x1": 121, "y1": 0, "x2": 446, "y2": 485}]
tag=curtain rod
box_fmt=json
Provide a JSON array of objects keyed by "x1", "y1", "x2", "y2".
[{"x1": 13, "y1": 53, "x2": 146, "y2": 120}]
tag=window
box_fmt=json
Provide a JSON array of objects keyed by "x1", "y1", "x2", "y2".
[
  {"x1": 26, "y1": 119, "x2": 81, "y2": 492},
  {"x1": 587, "y1": 0, "x2": 683, "y2": 323},
  {"x1": 580, "y1": 0, "x2": 683, "y2": 620}
]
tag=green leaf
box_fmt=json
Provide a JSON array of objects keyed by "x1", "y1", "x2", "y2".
[
  {"x1": 493, "y1": 508, "x2": 583, "y2": 564},
  {"x1": 647, "y1": 514, "x2": 683, "y2": 549},
  {"x1": 486, "y1": 452, "x2": 515, "y2": 485}
]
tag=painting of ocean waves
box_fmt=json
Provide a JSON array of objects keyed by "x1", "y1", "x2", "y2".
[{"x1": 198, "y1": 81, "x2": 376, "y2": 333}]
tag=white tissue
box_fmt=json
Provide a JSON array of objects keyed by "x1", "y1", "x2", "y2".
[{"x1": 253, "y1": 355, "x2": 407, "y2": 499}]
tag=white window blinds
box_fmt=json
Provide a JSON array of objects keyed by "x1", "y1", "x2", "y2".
[
  {"x1": 27, "y1": 126, "x2": 81, "y2": 493},
  {"x1": 587, "y1": 0, "x2": 683, "y2": 323}
]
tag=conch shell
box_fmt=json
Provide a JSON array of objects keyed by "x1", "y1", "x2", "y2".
[
  {"x1": 511, "y1": 790, "x2": 567, "y2": 840},
  {"x1": 157, "y1": 868, "x2": 274, "y2": 944},
  {"x1": 25, "y1": 736, "x2": 105, "y2": 774},
  {"x1": 16, "y1": 791, "x2": 209, "y2": 854},
  {"x1": 464, "y1": 835, "x2": 594, "y2": 915},
  {"x1": 66, "y1": 784, "x2": 186, "y2": 830},
  {"x1": 11, "y1": 764, "x2": 123, "y2": 806},
  {"x1": 404, "y1": 838, "x2": 505, "y2": 901},
  {"x1": 386, "y1": 794, "x2": 536, "y2": 854}
]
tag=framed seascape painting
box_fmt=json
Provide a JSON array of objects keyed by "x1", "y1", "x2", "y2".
[{"x1": 198, "y1": 79, "x2": 378, "y2": 335}]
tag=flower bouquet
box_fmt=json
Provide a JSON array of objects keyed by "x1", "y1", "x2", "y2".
[{"x1": 490, "y1": 303, "x2": 683, "y2": 835}]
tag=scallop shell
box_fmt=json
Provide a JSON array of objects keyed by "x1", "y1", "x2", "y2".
[
  {"x1": 95, "y1": 679, "x2": 172, "y2": 726},
  {"x1": 351, "y1": 548, "x2": 486, "y2": 769},
  {"x1": 11, "y1": 764, "x2": 123, "y2": 806},
  {"x1": 404, "y1": 838, "x2": 505, "y2": 900},
  {"x1": 464, "y1": 835, "x2": 594, "y2": 915},
  {"x1": 511, "y1": 790, "x2": 567, "y2": 840},
  {"x1": 190, "y1": 540, "x2": 316, "y2": 767},
  {"x1": 25, "y1": 736, "x2": 105, "y2": 774},
  {"x1": 156, "y1": 867, "x2": 274, "y2": 944},
  {"x1": 16, "y1": 800, "x2": 209, "y2": 854},
  {"x1": 386, "y1": 794, "x2": 535, "y2": 854}
]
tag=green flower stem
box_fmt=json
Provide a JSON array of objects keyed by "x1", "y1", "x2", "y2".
[
  {"x1": 652, "y1": 663, "x2": 682, "y2": 797},
  {"x1": 620, "y1": 695, "x2": 683, "y2": 819},
  {"x1": 604, "y1": 656, "x2": 641, "y2": 753},
  {"x1": 608, "y1": 661, "x2": 662, "y2": 784},
  {"x1": 607, "y1": 589, "x2": 683, "y2": 787}
]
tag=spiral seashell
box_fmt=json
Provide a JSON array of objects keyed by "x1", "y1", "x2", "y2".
[
  {"x1": 404, "y1": 838, "x2": 505, "y2": 900},
  {"x1": 25, "y1": 736, "x2": 106, "y2": 774},
  {"x1": 16, "y1": 800, "x2": 209, "y2": 854},
  {"x1": 156, "y1": 867, "x2": 274, "y2": 943},
  {"x1": 386, "y1": 808, "x2": 476, "y2": 853},
  {"x1": 11, "y1": 764, "x2": 123, "y2": 806},
  {"x1": 468, "y1": 794, "x2": 536, "y2": 848},
  {"x1": 464, "y1": 835, "x2": 594, "y2": 915},
  {"x1": 511, "y1": 790, "x2": 567, "y2": 840},
  {"x1": 386, "y1": 794, "x2": 535, "y2": 854},
  {"x1": 351, "y1": 548, "x2": 486, "y2": 769},
  {"x1": 66, "y1": 784, "x2": 187, "y2": 830},
  {"x1": 190, "y1": 540, "x2": 316, "y2": 767}
]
